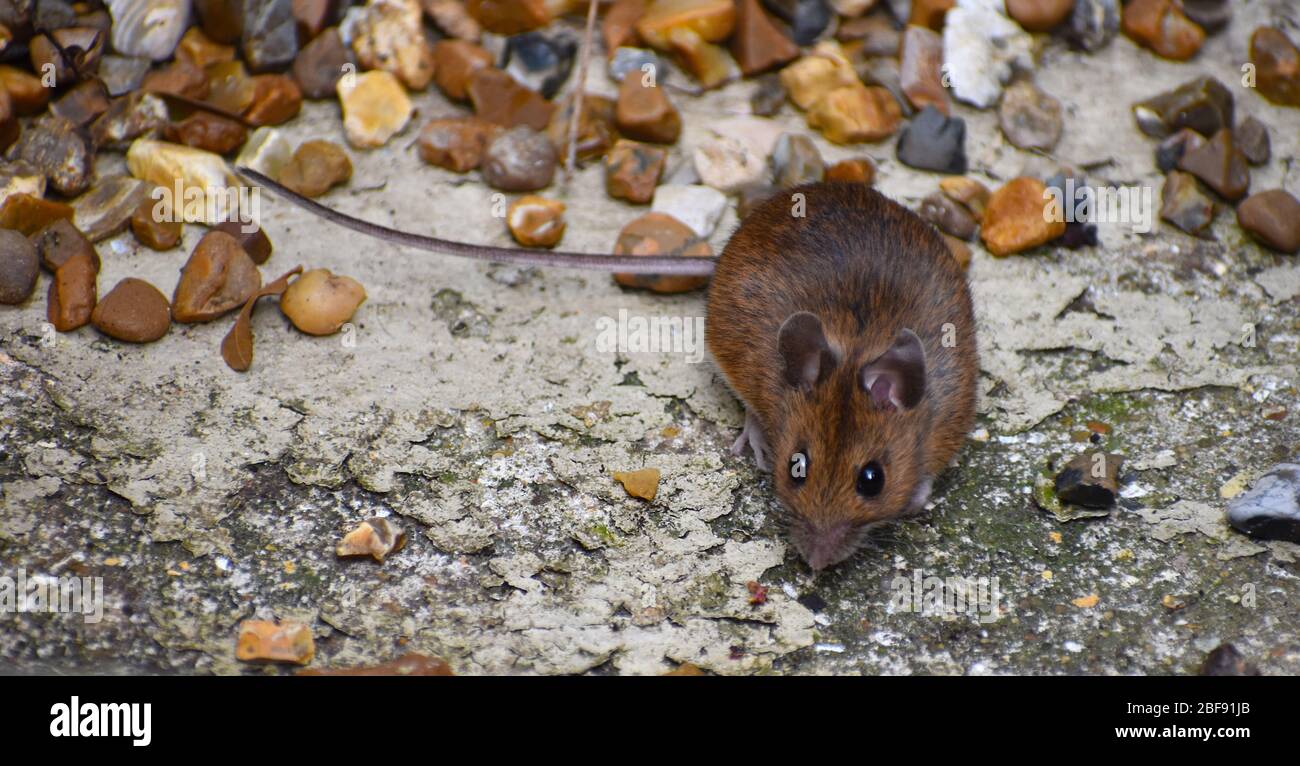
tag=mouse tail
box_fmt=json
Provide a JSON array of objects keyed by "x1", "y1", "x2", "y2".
[{"x1": 234, "y1": 167, "x2": 718, "y2": 276}]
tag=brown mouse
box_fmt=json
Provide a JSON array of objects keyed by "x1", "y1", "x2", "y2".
[{"x1": 240, "y1": 170, "x2": 977, "y2": 571}]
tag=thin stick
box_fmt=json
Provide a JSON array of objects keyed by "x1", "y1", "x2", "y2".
[{"x1": 565, "y1": 0, "x2": 600, "y2": 181}]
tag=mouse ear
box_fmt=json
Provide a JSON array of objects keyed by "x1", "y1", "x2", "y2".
[
  {"x1": 778, "y1": 312, "x2": 836, "y2": 392},
  {"x1": 860, "y1": 329, "x2": 926, "y2": 411}
]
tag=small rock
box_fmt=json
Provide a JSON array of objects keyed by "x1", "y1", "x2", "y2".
[
  {"x1": 212, "y1": 219, "x2": 274, "y2": 264},
  {"x1": 73, "y1": 175, "x2": 151, "y2": 242},
  {"x1": 244, "y1": 74, "x2": 303, "y2": 126},
  {"x1": 172, "y1": 231, "x2": 263, "y2": 323},
  {"x1": 207, "y1": 60, "x2": 259, "y2": 116},
  {"x1": 613, "y1": 212, "x2": 712, "y2": 293},
  {"x1": 164, "y1": 110, "x2": 249, "y2": 155},
  {"x1": 1179, "y1": 0, "x2": 1230, "y2": 34},
  {"x1": 612, "y1": 467, "x2": 661, "y2": 500},
  {"x1": 651, "y1": 184, "x2": 728, "y2": 238},
  {"x1": 32, "y1": 218, "x2": 99, "y2": 273},
  {"x1": 90, "y1": 92, "x2": 169, "y2": 150},
  {"x1": 11, "y1": 116, "x2": 93, "y2": 197},
  {"x1": 899, "y1": 24, "x2": 946, "y2": 115},
  {"x1": 418, "y1": 116, "x2": 500, "y2": 173},
  {"x1": 918, "y1": 192, "x2": 977, "y2": 240},
  {"x1": 243, "y1": 0, "x2": 300, "y2": 72},
  {"x1": 771, "y1": 132, "x2": 823, "y2": 188},
  {"x1": 762, "y1": 0, "x2": 831, "y2": 46},
  {"x1": 280, "y1": 139, "x2": 353, "y2": 197},
  {"x1": 130, "y1": 199, "x2": 184, "y2": 251},
  {"x1": 178, "y1": 25, "x2": 237, "y2": 68},
  {"x1": 1235, "y1": 117, "x2": 1270, "y2": 166},
  {"x1": 125, "y1": 139, "x2": 234, "y2": 224},
  {"x1": 29, "y1": 27, "x2": 104, "y2": 89},
  {"x1": 0, "y1": 65, "x2": 49, "y2": 115},
  {"x1": 731, "y1": 0, "x2": 799, "y2": 76},
  {"x1": 142, "y1": 57, "x2": 211, "y2": 100},
  {"x1": 825, "y1": 157, "x2": 875, "y2": 184},
  {"x1": 47, "y1": 251, "x2": 98, "y2": 332},
  {"x1": 467, "y1": 67, "x2": 556, "y2": 130},
  {"x1": 998, "y1": 79, "x2": 1062, "y2": 152},
  {"x1": 1154, "y1": 128, "x2": 1206, "y2": 172},
  {"x1": 749, "y1": 72, "x2": 786, "y2": 116},
  {"x1": 1199, "y1": 644, "x2": 1258, "y2": 677},
  {"x1": 1177, "y1": 128, "x2": 1249, "y2": 201},
  {"x1": 603, "y1": 0, "x2": 648, "y2": 53},
  {"x1": 97, "y1": 55, "x2": 152, "y2": 97},
  {"x1": 503, "y1": 29, "x2": 577, "y2": 99},
  {"x1": 1159, "y1": 171, "x2": 1216, "y2": 238},
  {"x1": 0, "y1": 229, "x2": 38, "y2": 304},
  {"x1": 672, "y1": 28, "x2": 741, "y2": 90},
  {"x1": 279, "y1": 268, "x2": 367, "y2": 335},
  {"x1": 942, "y1": 1, "x2": 1033, "y2": 108},
  {"x1": 342, "y1": 0, "x2": 434, "y2": 90},
  {"x1": 1226, "y1": 462, "x2": 1300, "y2": 542},
  {"x1": 293, "y1": 0, "x2": 334, "y2": 39},
  {"x1": 779, "y1": 44, "x2": 858, "y2": 111},
  {"x1": 91, "y1": 277, "x2": 171, "y2": 342},
  {"x1": 837, "y1": 14, "x2": 900, "y2": 57},
  {"x1": 895, "y1": 105, "x2": 965, "y2": 174},
  {"x1": 506, "y1": 195, "x2": 566, "y2": 247},
  {"x1": 605, "y1": 139, "x2": 668, "y2": 204},
  {"x1": 433, "y1": 39, "x2": 494, "y2": 101},
  {"x1": 50, "y1": 80, "x2": 112, "y2": 128},
  {"x1": 909, "y1": 0, "x2": 953, "y2": 29},
  {"x1": 608, "y1": 47, "x2": 661, "y2": 84},
  {"x1": 544, "y1": 93, "x2": 617, "y2": 163},
  {"x1": 0, "y1": 193, "x2": 74, "y2": 236},
  {"x1": 1005, "y1": 0, "x2": 1073, "y2": 32},
  {"x1": 809, "y1": 84, "x2": 902, "y2": 144},
  {"x1": 108, "y1": 0, "x2": 190, "y2": 60},
  {"x1": 980, "y1": 176, "x2": 1066, "y2": 256},
  {"x1": 336, "y1": 517, "x2": 407, "y2": 561},
  {"x1": 292, "y1": 27, "x2": 354, "y2": 99},
  {"x1": 636, "y1": 0, "x2": 737, "y2": 49},
  {"x1": 235, "y1": 127, "x2": 293, "y2": 181},
  {"x1": 337, "y1": 69, "x2": 412, "y2": 148},
  {"x1": 1250, "y1": 26, "x2": 1300, "y2": 107},
  {"x1": 939, "y1": 176, "x2": 991, "y2": 217},
  {"x1": 692, "y1": 134, "x2": 766, "y2": 192},
  {"x1": 1131, "y1": 76, "x2": 1233, "y2": 138},
  {"x1": 1121, "y1": 0, "x2": 1204, "y2": 61},
  {"x1": 425, "y1": 0, "x2": 483, "y2": 40},
  {"x1": 1236, "y1": 190, "x2": 1300, "y2": 255},
  {"x1": 829, "y1": 0, "x2": 875, "y2": 16},
  {"x1": 1054, "y1": 451, "x2": 1123, "y2": 508},
  {"x1": 236, "y1": 620, "x2": 315, "y2": 665},
  {"x1": 481, "y1": 126, "x2": 557, "y2": 191},
  {"x1": 194, "y1": 0, "x2": 244, "y2": 44},
  {"x1": 615, "y1": 76, "x2": 682, "y2": 144},
  {"x1": 466, "y1": 0, "x2": 550, "y2": 35}
]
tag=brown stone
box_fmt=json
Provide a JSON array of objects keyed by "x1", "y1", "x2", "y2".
[
  {"x1": 939, "y1": 176, "x2": 991, "y2": 217},
  {"x1": 50, "y1": 80, "x2": 112, "y2": 127},
  {"x1": 164, "y1": 110, "x2": 250, "y2": 155},
  {"x1": 1159, "y1": 170, "x2": 1216, "y2": 237},
  {"x1": 605, "y1": 139, "x2": 668, "y2": 204},
  {"x1": 424, "y1": 0, "x2": 483, "y2": 40},
  {"x1": 545, "y1": 93, "x2": 617, "y2": 163},
  {"x1": 481, "y1": 126, "x2": 558, "y2": 191},
  {"x1": 417, "y1": 116, "x2": 501, "y2": 173},
  {"x1": 466, "y1": 0, "x2": 551, "y2": 35},
  {"x1": 825, "y1": 157, "x2": 875, "y2": 184},
  {"x1": 980, "y1": 177, "x2": 1066, "y2": 256},
  {"x1": 612, "y1": 212, "x2": 712, "y2": 293},
  {"x1": 235, "y1": 620, "x2": 315, "y2": 665},
  {"x1": 730, "y1": 0, "x2": 798, "y2": 76},
  {"x1": 636, "y1": 0, "x2": 736, "y2": 49},
  {"x1": 909, "y1": 0, "x2": 954, "y2": 30},
  {"x1": 779, "y1": 46, "x2": 859, "y2": 110},
  {"x1": 0, "y1": 228, "x2": 38, "y2": 304},
  {"x1": 244, "y1": 74, "x2": 303, "y2": 126},
  {"x1": 433, "y1": 39, "x2": 494, "y2": 101},
  {"x1": 506, "y1": 195, "x2": 566, "y2": 247},
  {"x1": 999, "y1": 79, "x2": 1062, "y2": 152},
  {"x1": 293, "y1": 0, "x2": 334, "y2": 40},
  {"x1": 468, "y1": 68, "x2": 556, "y2": 130},
  {"x1": 47, "y1": 251, "x2": 98, "y2": 332},
  {"x1": 194, "y1": 0, "x2": 245, "y2": 44},
  {"x1": 1250, "y1": 26, "x2": 1300, "y2": 107},
  {"x1": 130, "y1": 198, "x2": 183, "y2": 251},
  {"x1": 91, "y1": 277, "x2": 171, "y2": 343},
  {"x1": 204, "y1": 60, "x2": 257, "y2": 114},
  {"x1": 293, "y1": 27, "x2": 353, "y2": 100},
  {"x1": 0, "y1": 193, "x2": 74, "y2": 236},
  {"x1": 280, "y1": 140, "x2": 353, "y2": 198},
  {"x1": 1236, "y1": 190, "x2": 1300, "y2": 255},
  {"x1": 837, "y1": 14, "x2": 900, "y2": 56},
  {"x1": 73, "y1": 175, "x2": 152, "y2": 243},
  {"x1": 1005, "y1": 0, "x2": 1074, "y2": 33},
  {"x1": 172, "y1": 231, "x2": 263, "y2": 323},
  {"x1": 615, "y1": 76, "x2": 681, "y2": 144},
  {"x1": 1121, "y1": 0, "x2": 1204, "y2": 61},
  {"x1": 213, "y1": 219, "x2": 274, "y2": 264},
  {"x1": 177, "y1": 26, "x2": 236, "y2": 69},
  {"x1": 335, "y1": 517, "x2": 406, "y2": 561},
  {"x1": 1177, "y1": 128, "x2": 1249, "y2": 201},
  {"x1": 142, "y1": 57, "x2": 211, "y2": 100},
  {"x1": 32, "y1": 218, "x2": 100, "y2": 273},
  {"x1": 0, "y1": 65, "x2": 51, "y2": 115},
  {"x1": 11, "y1": 116, "x2": 94, "y2": 197},
  {"x1": 1235, "y1": 117, "x2": 1270, "y2": 166},
  {"x1": 279, "y1": 268, "x2": 367, "y2": 335},
  {"x1": 0, "y1": 90, "x2": 16, "y2": 154},
  {"x1": 918, "y1": 192, "x2": 977, "y2": 240},
  {"x1": 667, "y1": 27, "x2": 734, "y2": 89},
  {"x1": 91, "y1": 92, "x2": 170, "y2": 150},
  {"x1": 604, "y1": 0, "x2": 647, "y2": 53},
  {"x1": 807, "y1": 84, "x2": 901, "y2": 144},
  {"x1": 899, "y1": 24, "x2": 947, "y2": 115}
]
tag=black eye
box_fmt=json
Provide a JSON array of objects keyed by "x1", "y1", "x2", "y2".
[
  {"x1": 790, "y1": 450, "x2": 808, "y2": 485},
  {"x1": 857, "y1": 462, "x2": 884, "y2": 498}
]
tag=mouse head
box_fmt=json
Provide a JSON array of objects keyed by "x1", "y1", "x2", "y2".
[{"x1": 770, "y1": 312, "x2": 929, "y2": 572}]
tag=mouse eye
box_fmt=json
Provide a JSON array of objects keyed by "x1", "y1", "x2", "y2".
[
  {"x1": 790, "y1": 450, "x2": 808, "y2": 485},
  {"x1": 857, "y1": 462, "x2": 884, "y2": 498}
]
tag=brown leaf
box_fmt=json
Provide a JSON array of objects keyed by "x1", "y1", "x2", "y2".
[{"x1": 221, "y1": 265, "x2": 303, "y2": 372}]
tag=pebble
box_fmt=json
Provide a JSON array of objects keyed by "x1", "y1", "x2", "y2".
[
  {"x1": 506, "y1": 195, "x2": 566, "y2": 247},
  {"x1": 342, "y1": 0, "x2": 435, "y2": 90},
  {"x1": 838, "y1": 14, "x2": 900, "y2": 57},
  {"x1": 612, "y1": 212, "x2": 712, "y2": 293},
  {"x1": 918, "y1": 192, "x2": 977, "y2": 240},
  {"x1": 141, "y1": 57, "x2": 210, "y2": 100},
  {"x1": 28, "y1": 27, "x2": 102, "y2": 89},
  {"x1": 899, "y1": 24, "x2": 947, "y2": 115},
  {"x1": 651, "y1": 184, "x2": 728, "y2": 238},
  {"x1": 0, "y1": 193, "x2": 74, "y2": 236},
  {"x1": 1226, "y1": 462, "x2": 1300, "y2": 543},
  {"x1": 212, "y1": 219, "x2": 274, "y2": 264},
  {"x1": 11, "y1": 116, "x2": 93, "y2": 197},
  {"x1": 615, "y1": 76, "x2": 682, "y2": 144},
  {"x1": 1236, "y1": 190, "x2": 1300, "y2": 255},
  {"x1": 107, "y1": 0, "x2": 189, "y2": 61},
  {"x1": 194, "y1": 0, "x2": 243, "y2": 44},
  {"x1": 172, "y1": 231, "x2": 263, "y2": 323},
  {"x1": 466, "y1": 0, "x2": 551, "y2": 35},
  {"x1": 279, "y1": 268, "x2": 367, "y2": 335},
  {"x1": 164, "y1": 110, "x2": 249, "y2": 155},
  {"x1": 434, "y1": 39, "x2": 494, "y2": 101},
  {"x1": 1054, "y1": 451, "x2": 1123, "y2": 508},
  {"x1": 1005, "y1": 0, "x2": 1073, "y2": 32},
  {"x1": 1131, "y1": 76, "x2": 1233, "y2": 138},
  {"x1": 998, "y1": 79, "x2": 1062, "y2": 152},
  {"x1": 825, "y1": 157, "x2": 875, "y2": 184},
  {"x1": 1235, "y1": 117, "x2": 1270, "y2": 166},
  {"x1": 603, "y1": 0, "x2": 648, "y2": 53},
  {"x1": 293, "y1": 27, "x2": 354, "y2": 99},
  {"x1": 337, "y1": 69, "x2": 412, "y2": 148},
  {"x1": 91, "y1": 277, "x2": 172, "y2": 343},
  {"x1": 605, "y1": 139, "x2": 668, "y2": 204},
  {"x1": 636, "y1": 0, "x2": 737, "y2": 50},
  {"x1": 336, "y1": 517, "x2": 406, "y2": 561},
  {"x1": 942, "y1": 0, "x2": 1033, "y2": 108},
  {"x1": 1199, "y1": 644, "x2": 1258, "y2": 677},
  {"x1": 242, "y1": 0, "x2": 300, "y2": 72},
  {"x1": 980, "y1": 176, "x2": 1066, "y2": 256},
  {"x1": 0, "y1": 66, "x2": 49, "y2": 115},
  {"x1": 731, "y1": 0, "x2": 799, "y2": 76},
  {"x1": 178, "y1": 25, "x2": 236, "y2": 69},
  {"x1": 205, "y1": 60, "x2": 257, "y2": 114},
  {"x1": 895, "y1": 105, "x2": 966, "y2": 174},
  {"x1": 90, "y1": 92, "x2": 170, "y2": 150},
  {"x1": 692, "y1": 134, "x2": 766, "y2": 192},
  {"x1": 909, "y1": 0, "x2": 954, "y2": 30},
  {"x1": 771, "y1": 132, "x2": 823, "y2": 187},
  {"x1": 418, "y1": 116, "x2": 500, "y2": 173},
  {"x1": 130, "y1": 199, "x2": 184, "y2": 250},
  {"x1": 425, "y1": 0, "x2": 482, "y2": 40},
  {"x1": 1176, "y1": 128, "x2": 1249, "y2": 201},
  {"x1": 235, "y1": 620, "x2": 314, "y2": 665},
  {"x1": 779, "y1": 45, "x2": 859, "y2": 111},
  {"x1": 293, "y1": 0, "x2": 334, "y2": 39},
  {"x1": 50, "y1": 80, "x2": 112, "y2": 128},
  {"x1": 0, "y1": 229, "x2": 38, "y2": 304},
  {"x1": 1250, "y1": 26, "x2": 1300, "y2": 107},
  {"x1": 671, "y1": 32, "x2": 740, "y2": 90},
  {"x1": 125, "y1": 139, "x2": 234, "y2": 224},
  {"x1": 0, "y1": 163, "x2": 46, "y2": 209},
  {"x1": 235, "y1": 127, "x2": 293, "y2": 181},
  {"x1": 468, "y1": 68, "x2": 556, "y2": 131},
  {"x1": 504, "y1": 30, "x2": 577, "y2": 99},
  {"x1": 481, "y1": 126, "x2": 557, "y2": 191},
  {"x1": 545, "y1": 93, "x2": 617, "y2": 163},
  {"x1": 47, "y1": 251, "x2": 98, "y2": 332},
  {"x1": 1158, "y1": 171, "x2": 1216, "y2": 238},
  {"x1": 749, "y1": 72, "x2": 786, "y2": 116},
  {"x1": 1180, "y1": 0, "x2": 1230, "y2": 34},
  {"x1": 73, "y1": 175, "x2": 151, "y2": 242},
  {"x1": 809, "y1": 84, "x2": 901, "y2": 144},
  {"x1": 32, "y1": 218, "x2": 99, "y2": 273},
  {"x1": 612, "y1": 468, "x2": 661, "y2": 501},
  {"x1": 1154, "y1": 128, "x2": 1206, "y2": 173},
  {"x1": 280, "y1": 140, "x2": 353, "y2": 197},
  {"x1": 939, "y1": 176, "x2": 991, "y2": 217},
  {"x1": 1121, "y1": 0, "x2": 1204, "y2": 61},
  {"x1": 98, "y1": 55, "x2": 153, "y2": 97},
  {"x1": 762, "y1": 0, "x2": 830, "y2": 45},
  {"x1": 244, "y1": 74, "x2": 303, "y2": 126}
]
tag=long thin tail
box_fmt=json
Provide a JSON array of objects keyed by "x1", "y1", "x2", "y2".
[{"x1": 235, "y1": 167, "x2": 718, "y2": 276}]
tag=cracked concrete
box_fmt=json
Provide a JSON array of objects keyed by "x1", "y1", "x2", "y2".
[{"x1": 3, "y1": 3, "x2": 1300, "y2": 674}]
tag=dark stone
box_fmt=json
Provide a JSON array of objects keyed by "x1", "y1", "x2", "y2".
[
  {"x1": 1235, "y1": 116, "x2": 1270, "y2": 166},
  {"x1": 1237, "y1": 190, "x2": 1300, "y2": 255},
  {"x1": 895, "y1": 105, "x2": 966, "y2": 174},
  {"x1": 1054, "y1": 451, "x2": 1122, "y2": 508},
  {"x1": 1067, "y1": 0, "x2": 1119, "y2": 52},
  {"x1": 796, "y1": 591, "x2": 827, "y2": 612},
  {"x1": 1059, "y1": 222, "x2": 1098, "y2": 249},
  {"x1": 1199, "y1": 644, "x2": 1259, "y2": 676},
  {"x1": 1154, "y1": 128, "x2": 1205, "y2": 173},
  {"x1": 1226, "y1": 462, "x2": 1300, "y2": 543},
  {"x1": 1132, "y1": 76, "x2": 1233, "y2": 138},
  {"x1": 749, "y1": 72, "x2": 785, "y2": 116},
  {"x1": 0, "y1": 228, "x2": 39, "y2": 304},
  {"x1": 292, "y1": 27, "x2": 352, "y2": 99},
  {"x1": 10, "y1": 114, "x2": 93, "y2": 196},
  {"x1": 761, "y1": 0, "x2": 831, "y2": 46},
  {"x1": 504, "y1": 30, "x2": 577, "y2": 100},
  {"x1": 243, "y1": 0, "x2": 298, "y2": 72},
  {"x1": 1159, "y1": 170, "x2": 1216, "y2": 238},
  {"x1": 917, "y1": 192, "x2": 977, "y2": 240},
  {"x1": 1177, "y1": 128, "x2": 1249, "y2": 201},
  {"x1": 1179, "y1": 0, "x2": 1230, "y2": 35}
]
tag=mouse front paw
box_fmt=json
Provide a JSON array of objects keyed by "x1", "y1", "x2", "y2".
[{"x1": 731, "y1": 409, "x2": 771, "y2": 472}]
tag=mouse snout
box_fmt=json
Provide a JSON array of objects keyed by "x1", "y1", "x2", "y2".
[{"x1": 791, "y1": 518, "x2": 862, "y2": 572}]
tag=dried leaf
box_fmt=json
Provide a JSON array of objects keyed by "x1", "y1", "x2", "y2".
[{"x1": 221, "y1": 265, "x2": 302, "y2": 371}]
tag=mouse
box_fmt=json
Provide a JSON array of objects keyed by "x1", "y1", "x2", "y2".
[{"x1": 239, "y1": 169, "x2": 977, "y2": 571}]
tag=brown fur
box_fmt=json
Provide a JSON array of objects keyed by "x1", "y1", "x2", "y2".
[{"x1": 706, "y1": 183, "x2": 978, "y2": 569}]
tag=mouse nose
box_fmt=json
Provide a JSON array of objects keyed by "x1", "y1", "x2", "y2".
[{"x1": 795, "y1": 520, "x2": 856, "y2": 572}]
